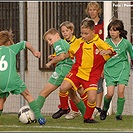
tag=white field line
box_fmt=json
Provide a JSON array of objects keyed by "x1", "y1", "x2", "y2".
[{"x1": 0, "y1": 125, "x2": 130, "y2": 131}]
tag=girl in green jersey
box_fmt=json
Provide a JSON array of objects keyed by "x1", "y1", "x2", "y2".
[
  {"x1": 100, "y1": 19, "x2": 133, "y2": 120},
  {"x1": 0, "y1": 30, "x2": 45, "y2": 125}
]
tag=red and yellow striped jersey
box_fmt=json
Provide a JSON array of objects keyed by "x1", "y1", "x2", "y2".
[{"x1": 69, "y1": 34, "x2": 114, "y2": 81}]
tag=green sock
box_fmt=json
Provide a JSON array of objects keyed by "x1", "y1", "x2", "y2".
[
  {"x1": 0, "y1": 109, "x2": 3, "y2": 116},
  {"x1": 103, "y1": 96, "x2": 112, "y2": 111},
  {"x1": 116, "y1": 97, "x2": 125, "y2": 116},
  {"x1": 36, "y1": 96, "x2": 46, "y2": 110},
  {"x1": 29, "y1": 100, "x2": 43, "y2": 120},
  {"x1": 76, "y1": 99, "x2": 86, "y2": 116}
]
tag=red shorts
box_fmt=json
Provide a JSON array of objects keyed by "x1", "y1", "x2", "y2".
[{"x1": 64, "y1": 71, "x2": 100, "y2": 93}]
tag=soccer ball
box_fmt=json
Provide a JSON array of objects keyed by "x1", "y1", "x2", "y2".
[{"x1": 18, "y1": 105, "x2": 36, "y2": 124}]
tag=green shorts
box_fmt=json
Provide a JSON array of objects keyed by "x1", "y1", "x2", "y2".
[
  {"x1": 48, "y1": 64, "x2": 72, "y2": 86},
  {"x1": 104, "y1": 72, "x2": 129, "y2": 87},
  {"x1": 104, "y1": 61, "x2": 130, "y2": 87},
  {"x1": 0, "y1": 83, "x2": 26, "y2": 98}
]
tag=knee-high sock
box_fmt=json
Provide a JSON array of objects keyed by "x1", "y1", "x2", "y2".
[
  {"x1": 59, "y1": 91, "x2": 69, "y2": 109},
  {"x1": 29, "y1": 100, "x2": 43, "y2": 120},
  {"x1": 84, "y1": 101, "x2": 96, "y2": 119},
  {"x1": 80, "y1": 93, "x2": 88, "y2": 106},
  {"x1": 116, "y1": 97, "x2": 125, "y2": 116},
  {"x1": 103, "y1": 95, "x2": 112, "y2": 111},
  {"x1": 0, "y1": 109, "x2": 3, "y2": 116},
  {"x1": 76, "y1": 99, "x2": 86, "y2": 116},
  {"x1": 69, "y1": 98, "x2": 79, "y2": 112},
  {"x1": 36, "y1": 96, "x2": 46, "y2": 110}
]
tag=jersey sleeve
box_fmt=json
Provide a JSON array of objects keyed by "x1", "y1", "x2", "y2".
[
  {"x1": 99, "y1": 39, "x2": 114, "y2": 51},
  {"x1": 127, "y1": 41, "x2": 133, "y2": 59},
  {"x1": 69, "y1": 38, "x2": 81, "y2": 59},
  {"x1": 98, "y1": 39, "x2": 115, "y2": 60},
  {"x1": 10, "y1": 41, "x2": 26, "y2": 54},
  {"x1": 54, "y1": 40, "x2": 70, "y2": 56}
]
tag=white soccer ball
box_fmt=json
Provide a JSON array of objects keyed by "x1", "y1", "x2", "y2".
[{"x1": 18, "y1": 105, "x2": 36, "y2": 124}]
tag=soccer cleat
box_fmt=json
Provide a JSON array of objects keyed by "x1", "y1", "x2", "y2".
[
  {"x1": 38, "y1": 118, "x2": 46, "y2": 125},
  {"x1": 116, "y1": 115, "x2": 123, "y2": 120},
  {"x1": 96, "y1": 107, "x2": 102, "y2": 113},
  {"x1": 92, "y1": 107, "x2": 102, "y2": 118},
  {"x1": 100, "y1": 110, "x2": 107, "y2": 120},
  {"x1": 84, "y1": 118, "x2": 99, "y2": 123},
  {"x1": 65, "y1": 111, "x2": 81, "y2": 119},
  {"x1": 52, "y1": 108, "x2": 70, "y2": 119}
]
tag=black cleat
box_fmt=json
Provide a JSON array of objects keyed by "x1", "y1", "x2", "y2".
[
  {"x1": 52, "y1": 108, "x2": 70, "y2": 119},
  {"x1": 84, "y1": 118, "x2": 99, "y2": 123},
  {"x1": 96, "y1": 107, "x2": 102, "y2": 113},
  {"x1": 116, "y1": 115, "x2": 123, "y2": 120},
  {"x1": 100, "y1": 110, "x2": 107, "y2": 120}
]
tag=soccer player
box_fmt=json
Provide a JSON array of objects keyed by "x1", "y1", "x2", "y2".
[
  {"x1": 56, "y1": 21, "x2": 87, "y2": 120},
  {"x1": 0, "y1": 30, "x2": 45, "y2": 125},
  {"x1": 100, "y1": 19, "x2": 133, "y2": 120},
  {"x1": 52, "y1": 18, "x2": 115, "y2": 123},
  {"x1": 36, "y1": 28, "x2": 74, "y2": 116},
  {"x1": 85, "y1": 2, "x2": 104, "y2": 116}
]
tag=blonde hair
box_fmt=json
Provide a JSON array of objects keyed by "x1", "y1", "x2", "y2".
[
  {"x1": 0, "y1": 29, "x2": 14, "y2": 46},
  {"x1": 80, "y1": 18, "x2": 95, "y2": 30},
  {"x1": 43, "y1": 28, "x2": 59, "y2": 40},
  {"x1": 85, "y1": 2, "x2": 102, "y2": 17},
  {"x1": 59, "y1": 21, "x2": 75, "y2": 31}
]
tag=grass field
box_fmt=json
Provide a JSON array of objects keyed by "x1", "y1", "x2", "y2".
[{"x1": 0, "y1": 113, "x2": 133, "y2": 132}]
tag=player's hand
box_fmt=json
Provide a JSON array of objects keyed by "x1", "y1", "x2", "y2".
[
  {"x1": 33, "y1": 51, "x2": 41, "y2": 58},
  {"x1": 46, "y1": 62, "x2": 51, "y2": 68},
  {"x1": 99, "y1": 49, "x2": 112, "y2": 55},
  {"x1": 48, "y1": 55, "x2": 56, "y2": 60}
]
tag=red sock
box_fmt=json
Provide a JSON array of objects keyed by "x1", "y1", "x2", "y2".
[
  {"x1": 69, "y1": 98, "x2": 79, "y2": 112},
  {"x1": 59, "y1": 91, "x2": 69, "y2": 109},
  {"x1": 80, "y1": 93, "x2": 88, "y2": 106},
  {"x1": 84, "y1": 101, "x2": 96, "y2": 120}
]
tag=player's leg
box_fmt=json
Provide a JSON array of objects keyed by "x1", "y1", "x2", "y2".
[
  {"x1": 95, "y1": 77, "x2": 104, "y2": 113},
  {"x1": 52, "y1": 80, "x2": 72, "y2": 119},
  {"x1": 37, "y1": 65, "x2": 68, "y2": 110},
  {"x1": 65, "y1": 95, "x2": 80, "y2": 120},
  {"x1": 65, "y1": 87, "x2": 84, "y2": 120},
  {"x1": 37, "y1": 82, "x2": 58, "y2": 110},
  {"x1": 100, "y1": 85, "x2": 115, "y2": 120},
  {"x1": 84, "y1": 89, "x2": 98, "y2": 123},
  {"x1": 69, "y1": 88, "x2": 86, "y2": 116},
  {"x1": 115, "y1": 84, "x2": 125, "y2": 120},
  {"x1": 21, "y1": 89, "x2": 46, "y2": 125},
  {"x1": 0, "y1": 94, "x2": 7, "y2": 116}
]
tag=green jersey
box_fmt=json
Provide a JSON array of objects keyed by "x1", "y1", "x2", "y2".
[
  {"x1": 0, "y1": 41, "x2": 26, "y2": 93},
  {"x1": 104, "y1": 38, "x2": 133, "y2": 83},
  {"x1": 48, "y1": 39, "x2": 73, "y2": 86},
  {"x1": 53, "y1": 39, "x2": 73, "y2": 66}
]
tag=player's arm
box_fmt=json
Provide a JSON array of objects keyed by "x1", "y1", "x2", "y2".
[
  {"x1": 46, "y1": 53, "x2": 67, "y2": 68},
  {"x1": 25, "y1": 41, "x2": 41, "y2": 58},
  {"x1": 99, "y1": 49, "x2": 114, "y2": 56},
  {"x1": 99, "y1": 40, "x2": 116, "y2": 56}
]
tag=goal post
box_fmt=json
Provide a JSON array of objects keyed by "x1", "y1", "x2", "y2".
[{"x1": 103, "y1": 1, "x2": 113, "y2": 115}]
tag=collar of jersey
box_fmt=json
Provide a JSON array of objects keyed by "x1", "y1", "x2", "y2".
[
  {"x1": 86, "y1": 34, "x2": 99, "y2": 44},
  {"x1": 66, "y1": 36, "x2": 76, "y2": 44}
]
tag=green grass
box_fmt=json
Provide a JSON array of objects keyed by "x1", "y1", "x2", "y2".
[{"x1": 0, "y1": 114, "x2": 133, "y2": 132}]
